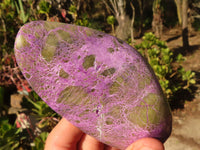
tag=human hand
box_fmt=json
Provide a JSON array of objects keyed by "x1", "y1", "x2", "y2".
[{"x1": 45, "y1": 118, "x2": 164, "y2": 150}]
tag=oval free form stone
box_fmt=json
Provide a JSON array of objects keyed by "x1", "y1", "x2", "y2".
[{"x1": 14, "y1": 21, "x2": 172, "y2": 150}]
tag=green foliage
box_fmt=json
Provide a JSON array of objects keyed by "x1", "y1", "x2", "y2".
[
  {"x1": 75, "y1": 13, "x2": 102, "y2": 30},
  {"x1": 32, "y1": 132, "x2": 49, "y2": 150},
  {"x1": 0, "y1": 91, "x2": 60, "y2": 150},
  {"x1": 26, "y1": 91, "x2": 58, "y2": 118},
  {"x1": 107, "y1": 15, "x2": 116, "y2": 25},
  {"x1": 25, "y1": 92, "x2": 60, "y2": 149},
  {"x1": 75, "y1": 14, "x2": 89, "y2": 26},
  {"x1": 15, "y1": 0, "x2": 30, "y2": 23},
  {"x1": 176, "y1": 53, "x2": 185, "y2": 62},
  {"x1": 178, "y1": 68, "x2": 196, "y2": 88},
  {"x1": 38, "y1": 0, "x2": 51, "y2": 19},
  {"x1": 107, "y1": 15, "x2": 116, "y2": 34},
  {"x1": 135, "y1": 32, "x2": 196, "y2": 101},
  {"x1": 0, "y1": 0, "x2": 19, "y2": 54},
  {"x1": 69, "y1": 4, "x2": 77, "y2": 14},
  {"x1": 0, "y1": 0, "x2": 14, "y2": 8},
  {"x1": 0, "y1": 117, "x2": 25, "y2": 150},
  {"x1": 75, "y1": 14, "x2": 91, "y2": 27}
]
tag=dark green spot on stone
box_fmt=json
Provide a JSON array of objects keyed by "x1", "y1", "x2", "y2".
[
  {"x1": 105, "y1": 118, "x2": 113, "y2": 125},
  {"x1": 91, "y1": 89, "x2": 95, "y2": 92},
  {"x1": 41, "y1": 32, "x2": 59, "y2": 62},
  {"x1": 143, "y1": 93, "x2": 158, "y2": 105},
  {"x1": 127, "y1": 107, "x2": 147, "y2": 128},
  {"x1": 98, "y1": 34, "x2": 103, "y2": 38},
  {"x1": 16, "y1": 35, "x2": 30, "y2": 49},
  {"x1": 69, "y1": 25, "x2": 76, "y2": 32},
  {"x1": 109, "y1": 77, "x2": 124, "y2": 94},
  {"x1": 107, "y1": 48, "x2": 115, "y2": 53},
  {"x1": 75, "y1": 120, "x2": 80, "y2": 123},
  {"x1": 127, "y1": 103, "x2": 161, "y2": 128},
  {"x1": 138, "y1": 75, "x2": 151, "y2": 89},
  {"x1": 59, "y1": 69, "x2": 69, "y2": 78},
  {"x1": 35, "y1": 32, "x2": 40, "y2": 39},
  {"x1": 46, "y1": 32, "x2": 58, "y2": 46},
  {"x1": 148, "y1": 107, "x2": 161, "y2": 125},
  {"x1": 109, "y1": 82, "x2": 120, "y2": 94},
  {"x1": 41, "y1": 46, "x2": 56, "y2": 62},
  {"x1": 107, "y1": 106, "x2": 122, "y2": 118},
  {"x1": 83, "y1": 55, "x2": 95, "y2": 70},
  {"x1": 44, "y1": 21, "x2": 61, "y2": 31},
  {"x1": 56, "y1": 30, "x2": 72, "y2": 44},
  {"x1": 25, "y1": 73, "x2": 31, "y2": 79},
  {"x1": 101, "y1": 68, "x2": 116, "y2": 76},
  {"x1": 85, "y1": 29, "x2": 93, "y2": 36},
  {"x1": 79, "y1": 109, "x2": 90, "y2": 119},
  {"x1": 57, "y1": 86, "x2": 90, "y2": 105}
]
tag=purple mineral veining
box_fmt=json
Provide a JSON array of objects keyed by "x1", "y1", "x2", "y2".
[{"x1": 14, "y1": 21, "x2": 172, "y2": 150}]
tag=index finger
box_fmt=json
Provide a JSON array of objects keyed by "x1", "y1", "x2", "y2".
[{"x1": 45, "y1": 118, "x2": 84, "y2": 150}]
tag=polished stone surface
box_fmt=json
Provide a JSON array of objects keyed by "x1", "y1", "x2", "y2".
[{"x1": 14, "y1": 21, "x2": 172, "y2": 149}]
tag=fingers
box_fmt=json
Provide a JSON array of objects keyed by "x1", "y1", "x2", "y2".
[
  {"x1": 126, "y1": 138, "x2": 164, "y2": 150},
  {"x1": 45, "y1": 117, "x2": 164, "y2": 150},
  {"x1": 78, "y1": 134, "x2": 104, "y2": 150},
  {"x1": 104, "y1": 145, "x2": 120, "y2": 150},
  {"x1": 45, "y1": 118, "x2": 84, "y2": 150}
]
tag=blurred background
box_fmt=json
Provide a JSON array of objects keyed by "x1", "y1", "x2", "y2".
[{"x1": 0, "y1": 0, "x2": 200, "y2": 149}]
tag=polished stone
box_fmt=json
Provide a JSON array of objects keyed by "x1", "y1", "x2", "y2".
[{"x1": 14, "y1": 21, "x2": 172, "y2": 149}]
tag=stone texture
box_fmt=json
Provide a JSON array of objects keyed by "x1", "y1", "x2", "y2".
[{"x1": 14, "y1": 21, "x2": 172, "y2": 149}]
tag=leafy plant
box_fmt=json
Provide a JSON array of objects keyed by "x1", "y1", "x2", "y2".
[
  {"x1": 75, "y1": 13, "x2": 102, "y2": 30},
  {"x1": 69, "y1": 4, "x2": 77, "y2": 13},
  {"x1": 24, "y1": 92, "x2": 60, "y2": 149},
  {"x1": 15, "y1": 0, "x2": 30, "y2": 23},
  {"x1": 38, "y1": 0, "x2": 51, "y2": 20},
  {"x1": 0, "y1": 0, "x2": 19, "y2": 54},
  {"x1": 75, "y1": 13, "x2": 92, "y2": 27},
  {"x1": 135, "y1": 32, "x2": 196, "y2": 101},
  {"x1": 107, "y1": 15, "x2": 116, "y2": 35},
  {"x1": 31, "y1": 132, "x2": 49, "y2": 150},
  {"x1": 25, "y1": 91, "x2": 58, "y2": 118},
  {"x1": 0, "y1": 117, "x2": 26, "y2": 150},
  {"x1": 0, "y1": 91, "x2": 60, "y2": 150},
  {"x1": 178, "y1": 68, "x2": 196, "y2": 89}
]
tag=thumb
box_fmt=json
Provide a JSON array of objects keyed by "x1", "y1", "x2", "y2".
[{"x1": 126, "y1": 138, "x2": 164, "y2": 150}]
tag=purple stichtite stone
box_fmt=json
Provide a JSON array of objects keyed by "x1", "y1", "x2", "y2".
[{"x1": 14, "y1": 21, "x2": 172, "y2": 150}]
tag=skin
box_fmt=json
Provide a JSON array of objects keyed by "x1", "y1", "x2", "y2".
[{"x1": 45, "y1": 118, "x2": 164, "y2": 150}]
